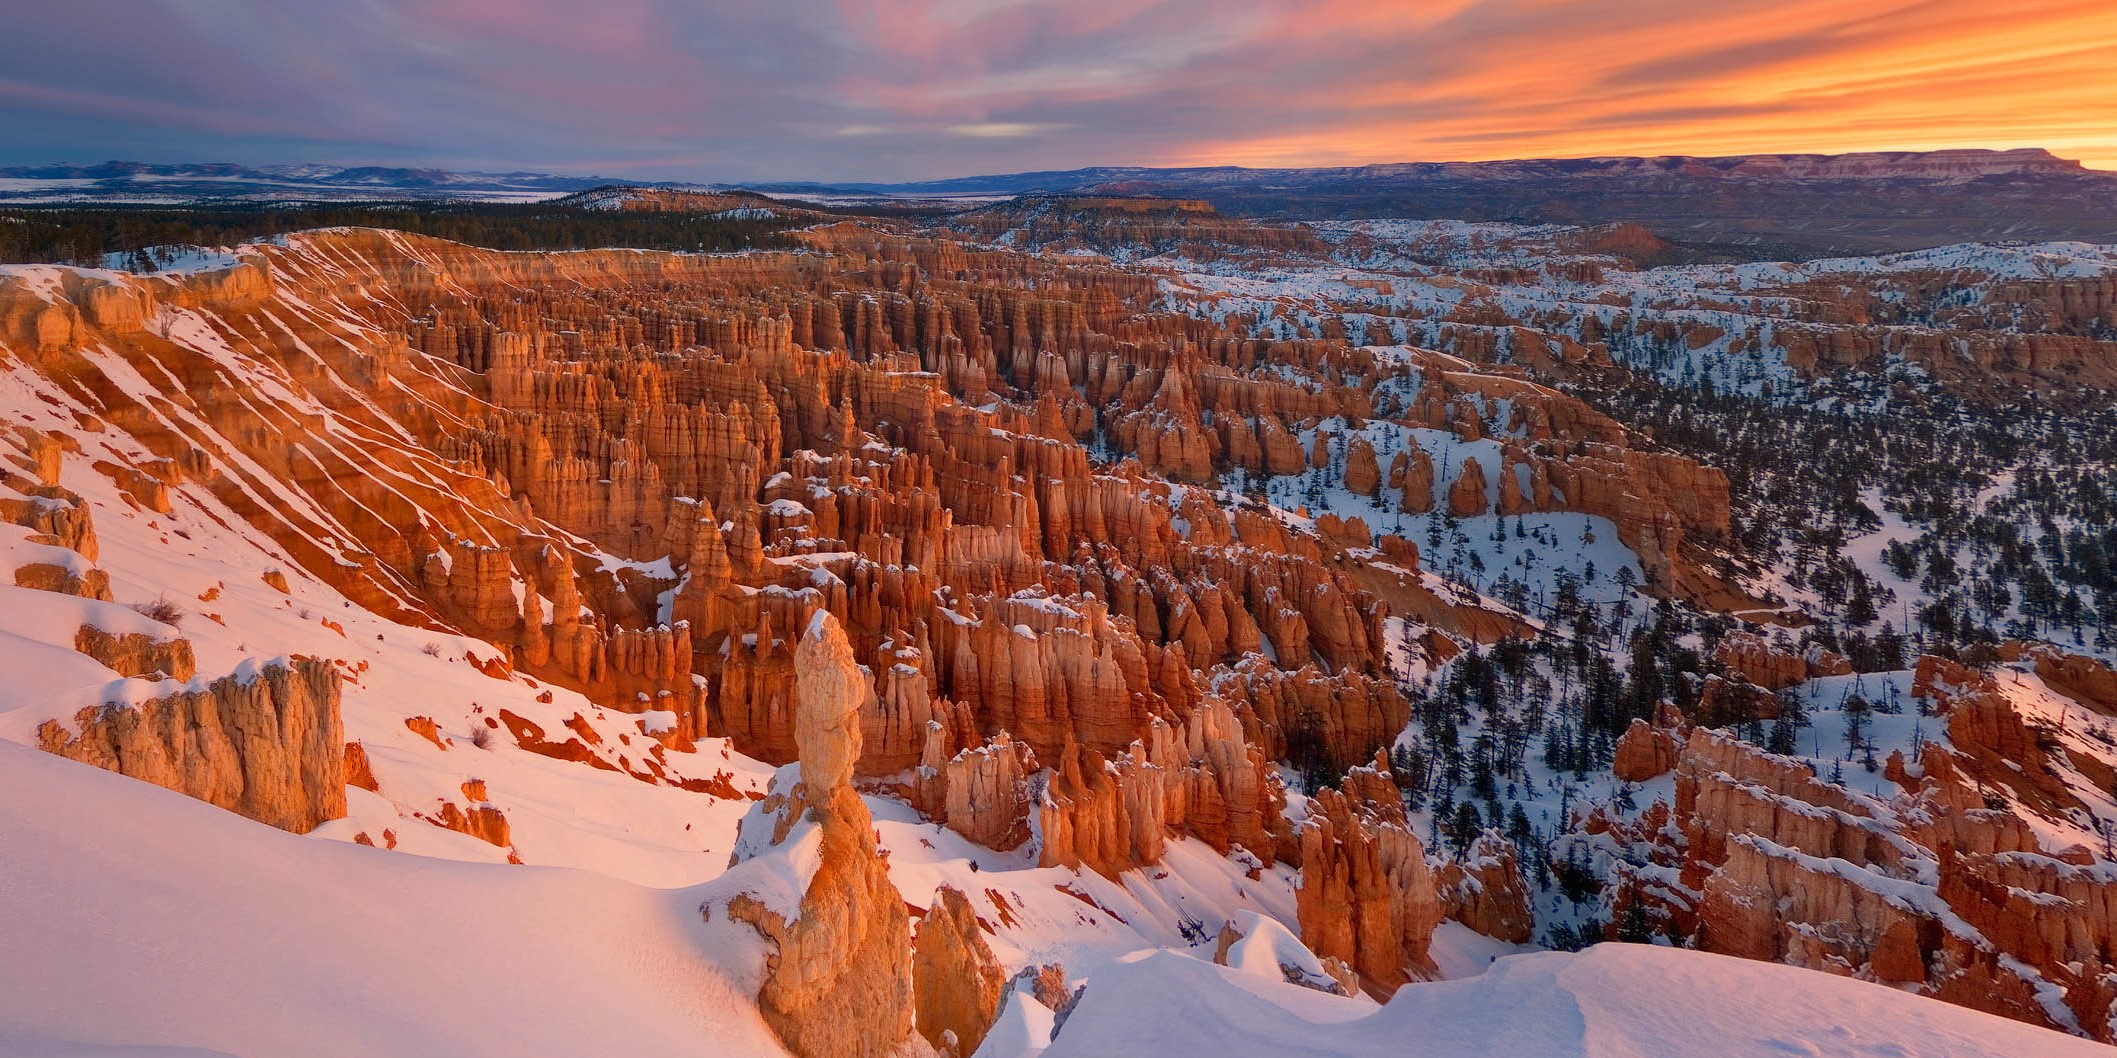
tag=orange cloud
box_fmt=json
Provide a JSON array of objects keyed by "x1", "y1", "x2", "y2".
[
  {"x1": 3, "y1": 0, "x2": 2112, "y2": 180},
  {"x1": 1176, "y1": 0, "x2": 2117, "y2": 169}
]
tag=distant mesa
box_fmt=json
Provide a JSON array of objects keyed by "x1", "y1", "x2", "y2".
[{"x1": 4, "y1": 147, "x2": 2109, "y2": 259}]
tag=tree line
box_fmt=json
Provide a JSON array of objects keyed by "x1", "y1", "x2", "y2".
[{"x1": 0, "y1": 201, "x2": 812, "y2": 266}]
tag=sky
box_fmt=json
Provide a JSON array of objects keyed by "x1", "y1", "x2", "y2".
[{"x1": 4, "y1": 0, "x2": 2115, "y2": 183}]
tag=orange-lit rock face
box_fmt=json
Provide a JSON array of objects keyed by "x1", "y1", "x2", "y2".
[
  {"x1": 428, "y1": 779, "x2": 516, "y2": 856},
  {"x1": 1606, "y1": 655, "x2": 2117, "y2": 1043},
  {"x1": 0, "y1": 223, "x2": 1730, "y2": 891},
  {"x1": 1612, "y1": 718, "x2": 1679, "y2": 782},
  {"x1": 730, "y1": 613, "x2": 916, "y2": 1058},
  {"x1": 912, "y1": 886, "x2": 1006, "y2": 1056},
  {"x1": 1437, "y1": 830, "x2": 1535, "y2": 944},
  {"x1": 1714, "y1": 631, "x2": 1846, "y2": 692},
  {"x1": 1446, "y1": 456, "x2": 1488, "y2": 517},
  {"x1": 1295, "y1": 755, "x2": 1439, "y2": 995},
  {"x1": 39, "y1": 659, "x2": 344, "y2": 834}
]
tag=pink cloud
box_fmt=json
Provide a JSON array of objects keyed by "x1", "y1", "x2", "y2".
[{"x1": 2, "y1": 0, "x2": 2112, "y2": 179}]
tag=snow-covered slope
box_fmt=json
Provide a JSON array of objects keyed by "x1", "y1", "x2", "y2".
[
  {"x1": 6, "y1": 735, "x2": 2101, "y2": 1058},
  {"x1": 1033, "y1": 943, "x2": 2112, "y2": 1058},
  {"x1": 0, "y1": 739, "x2": 786, "y2": 1058}
]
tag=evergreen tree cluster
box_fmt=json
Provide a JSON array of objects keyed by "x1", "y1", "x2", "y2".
[
  {"x1": 0, "y1": 201, "x2": 816, "y2": 265},
  {"x1": 1571, "y1": 366, "x2": 2117, "y2": 656}
]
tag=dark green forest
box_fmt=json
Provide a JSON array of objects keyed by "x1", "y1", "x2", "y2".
[{"x1": 0, "y1": 201, "x2": 813, "y2": 266}]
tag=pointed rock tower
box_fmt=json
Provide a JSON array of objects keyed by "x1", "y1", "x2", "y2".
[{"x1": 730, "y1": 612, "x2": 918, "y2": 1058}]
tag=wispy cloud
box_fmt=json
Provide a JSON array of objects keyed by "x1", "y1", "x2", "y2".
[
  {"x1": 1, "y1": 0, "x2": 2111, "y2": 180},
  {"x1": 946, "y1": 122, "x2": 1067, "y2": 138}
]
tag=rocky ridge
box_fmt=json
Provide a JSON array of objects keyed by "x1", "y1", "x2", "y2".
[
  {"x1": 1167, "y1": 219, "x2": 2117, "y2": 402},
  {"x1": 1591, "y1": 648, "x2": 2117, "y2": 1041}
]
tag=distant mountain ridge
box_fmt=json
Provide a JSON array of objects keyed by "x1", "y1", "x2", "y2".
[
  {"x1": 847, "y1": 147, "x2": 2115, "y2": 257},
  {"x1": 5, "y1": 147, "x2": 2097, "y2": 202},
  {"x1": 808, "y1": 147, "x2": 2095, "y2": 196},
  {"x1": 0, "y1": 161, "x2": 631, "y2": 202},
  {"x1": 7, "y1": 148, "x2": 2115, "y2": 255}
]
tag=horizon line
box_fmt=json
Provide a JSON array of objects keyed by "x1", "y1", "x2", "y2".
[{"x1": 2, "y1": 145, "x2": 2105, "y2": 189}]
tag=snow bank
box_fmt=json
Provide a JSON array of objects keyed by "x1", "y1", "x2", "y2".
[
  {"x1": 1029, "y1": 943, "x2": 2108, "y2": 1058},
  {"x1": 1219, "y1": 910, "x2": 1339, "y2": 993},
  {"x1": 0, "y1": 742, "x2": 786, "y2": 1058}
]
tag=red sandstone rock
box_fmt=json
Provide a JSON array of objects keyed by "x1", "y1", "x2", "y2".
[
  {"x1": 1615, "y1": 688, "x2": 2117, "y2": 1041},
  {"x1": 728, "y1": 613, "x2": 916, "y2": 1058},
  {"x1": 1716, "y1": 633, "x2": 1801, "y2": 689},
  {"x1": 405, "y1": 716, "x2": 446, "y2": 749},
  {"x1": 1295, "y1": 756, "x2": 1439, "y2": 995},
  {"x1": 344, "y1": 741, "x2": 380, "y2": 793},
  {"x1": 1343, "y1": 438, "x2": 1381, "y2": 496},
  {"x1": 38, "y1": 659, "x2": 344, "y2": 833},
  {"x1": 1612, "y1": 718, "x2": 1679, "y2": 781},
  {"x1": 1447, "y1": 458, "x2": 1489, "y2": 517},
  {"x1": 913, "y1": 886, "x2": 1005, "y2": 1055},
  {"x1": 428, "y1": 779, "x2": 514, "y2": 852},
  {"x1": 1436, "y1": 831, "x2": 1535, "y2": 944}
]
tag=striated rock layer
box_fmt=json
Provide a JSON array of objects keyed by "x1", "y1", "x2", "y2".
[
  {"x1": 39, "y1": 659, "x2": 345, "y2": 833},
  {"x1": 1295, "y1": 753, "x2": 1441, "y2": 995},
  {"x1": 1603, "y1": 653, "x2": 2117, "y2": 1042}
]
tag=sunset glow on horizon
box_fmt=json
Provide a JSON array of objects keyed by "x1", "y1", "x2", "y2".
[
  {"x1": 3, "y1": 0, "x2": 2114, "y2": 181},
  {"x1": 1166, "y1": 0, "x2": 2117, "y2": 173}
]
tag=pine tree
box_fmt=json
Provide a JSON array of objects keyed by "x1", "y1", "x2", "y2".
[
  {"x1": 1449, "y1": 801, "x2": 1484, "y2": 855},
  {"x1": 1766, "y1": 718, "x2": 1797, "y2": 755},
  {"x1": 1616, "y1": 887, "x2": 1655, "y2": 944}
]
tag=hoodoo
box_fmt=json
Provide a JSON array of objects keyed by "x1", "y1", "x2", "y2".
[{"x1": 728, "y1": 612, "x2": 916, "y2": 1058}]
